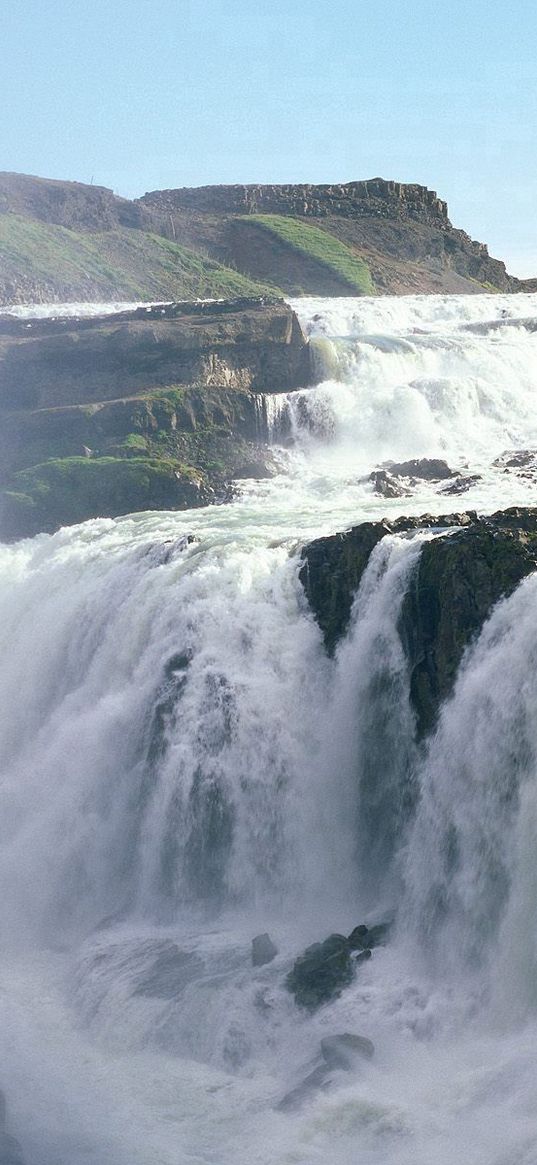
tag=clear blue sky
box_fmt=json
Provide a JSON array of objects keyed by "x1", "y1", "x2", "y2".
[{"x1": 2, "y1": 0, "x2": 536, "y2": 274}]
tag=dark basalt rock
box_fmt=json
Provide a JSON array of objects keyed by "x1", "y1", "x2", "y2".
[
  {"x1": 383, "y1": 458, "x2": 455, "y2": 480},
  {"x1": 440, "y1": 473, "x2": 482, "y2": 495},
  {"x1": 286, "y1": 922, "x2": 385, "y2": 1010},
  {"x1": 252, "y1": 933, "x2": 278, "y2": 967},
  {"x1": 286, "y1": 933, "x2": 354, "y2": 1011},
  {"x1": 300, "y1": 508, "x2": 537, "y2": 736},
  {"x1": 493, "y1": 449, "x2": 537, "y2": 479},
  {"x1": 369, "y1": 469, "x2": 411, "y2": 498}
]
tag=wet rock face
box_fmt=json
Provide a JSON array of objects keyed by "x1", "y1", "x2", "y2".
[
  {"x1": 440, "y1": 473, "x2": 482, "y2": 495},
  {"x1": 301, "y1": 509, "x2": 537, "y2": 736}
]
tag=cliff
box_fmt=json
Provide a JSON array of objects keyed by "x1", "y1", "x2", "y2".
[
  {"x1": 0, "y1": 298, "x2": 313, "y2": 539},
  {"x1": 300, "y1": 509, "x2": 537, "y2": 737},
  {"x1": 1, "y1": 172, "x2": 531, "y2": 303}
]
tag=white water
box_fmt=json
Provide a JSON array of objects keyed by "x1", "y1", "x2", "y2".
[{"x1": 2, "y1": 293, "x2": 537, "y2": 1163}]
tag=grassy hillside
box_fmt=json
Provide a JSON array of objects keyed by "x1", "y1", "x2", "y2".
[
  {"x1": 0, "y1": 214, "x2": 278, "y2": 303},
  {"x1": 242, "y1": 215, "x2": 374, "y2": 295}
]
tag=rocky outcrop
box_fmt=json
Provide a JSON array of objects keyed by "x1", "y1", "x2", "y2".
[
  {"x1": 300, "y1": 509, "x2": 537, "y2": 735},
  {"x1": 0, "y1": 299, "x2": 312, "y2": 410},
  {"x1": 0, "y1": 299, "x2": 312, "y2": 539},
  {"x1": 141, "y1": 179, "x2": 451, "y2": 227}
]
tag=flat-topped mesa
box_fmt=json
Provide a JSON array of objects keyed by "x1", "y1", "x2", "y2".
[{"x1": 140, "y1": 179, "x2": 450, "y2": 228}]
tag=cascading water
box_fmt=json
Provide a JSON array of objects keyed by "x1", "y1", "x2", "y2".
[{"x1": 3, "y1": 293, "x2": 537, "y2": 1164}]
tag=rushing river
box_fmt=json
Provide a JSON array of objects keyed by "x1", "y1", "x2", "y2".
[{"x1": 2, "y1": 293, "x2": 537, "y2": 1164}]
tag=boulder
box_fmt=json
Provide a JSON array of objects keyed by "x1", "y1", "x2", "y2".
[
  {"x1": 369, "y1": 469, "x2": 411, "y2": 498},
  {"x1": 286, "y1": 921, "x2": 384, "y2": 1010},
  {"x1": 252, "y1": 933, "x2": 278, "y2": 967},
  {"x1": 383, "y1": 458, "x2": 454, "y2": 480},
  {"x1": 347, "y1": 924, "x2": 369, "y2": 949},
  {"x1": 286, "y1": 934, "x2": 354, "y2": 1010}
]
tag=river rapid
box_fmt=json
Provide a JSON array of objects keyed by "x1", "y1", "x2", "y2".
[{"x1": 2, "y1": 293, "x2": 537, "y2": 1163}]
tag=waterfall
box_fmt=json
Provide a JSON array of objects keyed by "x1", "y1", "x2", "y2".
[
  {"x1": 401, "y1": 571, "x2": 537, "y2": 998},
  {"x1": 3, "y1": 292, "x2": 537, "y2": 1165}
]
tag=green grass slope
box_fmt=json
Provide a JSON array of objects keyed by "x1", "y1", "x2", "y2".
[
  {"x1": 242, "y1": 215, "x2": 374, "y2": 295},
  {"x1": 0, "y1": 214, "x2": 278, "y2": 303}
]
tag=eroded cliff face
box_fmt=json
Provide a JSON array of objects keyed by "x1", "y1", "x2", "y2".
[
  {"x1": 300, "y1": 510, "x2": 537, "y2": 737},
  {"x1": 141, "y1": 179, "x2": 450, "y2": 227}
]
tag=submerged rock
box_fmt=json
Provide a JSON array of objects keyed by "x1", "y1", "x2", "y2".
[
  {"x1": 133, "y1": 942, "x2": 203, "y2": 999},
  {"x1": 277, "y1": 1031, "x2": 375, "y2": 1112},
  {"x1": 252, "y1": 933, "x2": 278, "y2": 967},
  {"x1": 320, "y1": 1032, "x2": 375, "y2": 1069},
  {"x1": 440, "y1": 473, "x2": 482, "y2": 495},
  {"x1": 276, "y1": 1064, "x2": 333, "y2": 1112},
  {"x1": 493, "y1": 449, "x2": 537, "y2": 479}
]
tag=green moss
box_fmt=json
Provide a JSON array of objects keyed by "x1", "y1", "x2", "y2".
[
  {"x1": 242, "y1": 215, "x2": 375, "y2": 295},
  {"x1": 1, "y1": 455, "x2": 208, "y2": 539},
  {"x1": 122, "y1": 432, "x2": 149, "y2": 451}
]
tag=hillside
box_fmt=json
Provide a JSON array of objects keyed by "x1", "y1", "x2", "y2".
[
  {"x1": 1, "y1": 171, "x2": 533, "y2": 303},
  {"x1": 0, "y1": 211, "x2": 275, "y2": 305}
]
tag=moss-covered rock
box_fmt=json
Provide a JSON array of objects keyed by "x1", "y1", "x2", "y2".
[{"x1": 0, "y1": 456, "x2": 209, "y2": 539}]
